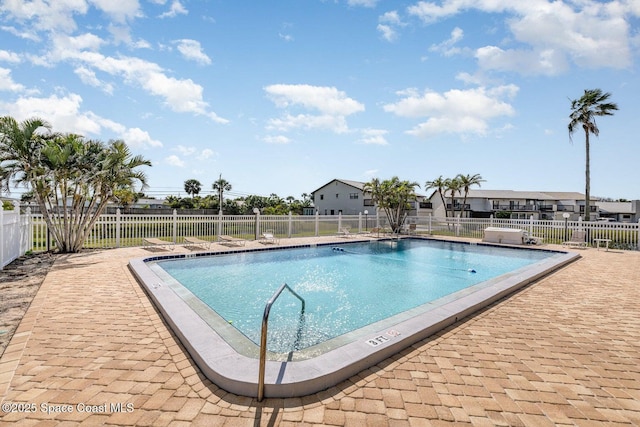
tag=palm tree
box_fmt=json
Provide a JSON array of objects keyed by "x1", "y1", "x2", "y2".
[
  {"x1": 364, "y1": 176, "x2": 419, "y2": 233},
  {"x1": 212, "y1": 174, "x2": 232, "y2": 214},
  {"x1": 568, "y1": 89, "x2": 618, "y2": 221},
  {"x1": 0, "y1": 116, "x2": 53, "y2": 192},
  {"x1": 0, "y1": 116, "x2": 151, "y2": 252},
  {"x1": 456, "y1": 173, "x2": 485, "y2": 218},
  {"x1": 424, "y1": 176, "x2": 449, "y2": 217},
  {"x1": 184, "y1": 179, "x2": 202, "y2": 199},
  {"x1": 445, "y1": 177, "x2": 461, "y2": 219}
]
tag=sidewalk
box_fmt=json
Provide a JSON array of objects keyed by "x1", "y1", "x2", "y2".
[{"x1": 1, "y1": 239, "x2": 639, "y2": 425}]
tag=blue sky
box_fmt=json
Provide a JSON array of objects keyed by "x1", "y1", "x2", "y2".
[{"x1": 1, "y1": 0, "x2": 639, "y2": 201}]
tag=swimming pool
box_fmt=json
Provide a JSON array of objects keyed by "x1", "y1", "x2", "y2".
[{"x1": 129, "y1": 237, "x2": 578, "y2": 398}]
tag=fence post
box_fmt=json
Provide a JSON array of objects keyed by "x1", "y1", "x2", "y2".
[
  {"x1": 315, "y1": 211, "x2": 319, "y2": 237},
  {"x1": 172, "y1": 209, "x2": 178, "y2": 243},
  {"x1": 637, "y1": 219, "x2": 640, "y2": 251},
  {"x1": 116, "y1": 208, "x2": 121, "y2": 248},
  {"x1": 288, "y1": 211, "x2": 293, "y2": 238},
  {"x1": 338, "y1": 212, "x2": 342, "y2": 232},
  {"x1": 255, "y1": 211, "x2": 261, "y2": 240},
  {"x1": 456, "y1": 214, "x2": 460, "y2": 237},
  {"x1": 26, "y1": 207, "x2": 32, "y2": 253},
  {"x1": 358, "y1": 212, "x2": 362, "y2": 233},
  {"x1": 428, "y1": 213, "x2": 432, "y2": 235},
  {"x1": 218, "y1": 211, "x2": 223, "y2": 239},
  {"x1": 529, "y1": 215, "x2": 534, "y2": 235}
]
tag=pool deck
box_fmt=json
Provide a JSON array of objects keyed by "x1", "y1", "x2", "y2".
[{"x1": 1, "y1": 236, "x2": 639, "y2": 426}]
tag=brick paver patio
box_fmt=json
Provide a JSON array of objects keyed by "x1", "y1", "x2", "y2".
[{"x1": 1, "y1": 237, "x2": 639, "y2": 426}]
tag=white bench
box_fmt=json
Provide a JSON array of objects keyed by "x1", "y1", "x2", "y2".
[{"x1": 483, "y1": 227, "x2": 525, "y2": 245}]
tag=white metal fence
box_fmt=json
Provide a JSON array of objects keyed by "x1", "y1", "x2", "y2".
[
  {"x1": 25, "y1": 210, "x2": 640, "y2": 252},
  {"x1": 1, "y1": 203, "x2": 32, "y2": 269}
]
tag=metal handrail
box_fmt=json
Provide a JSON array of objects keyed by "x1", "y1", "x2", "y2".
[{"x1": 257, "y1": 283, "x2": 305, "y2": 401}]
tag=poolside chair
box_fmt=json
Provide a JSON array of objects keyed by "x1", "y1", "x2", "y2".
[
  {"x1": 142, "y1": 237, "x2": 175, "y2": 251},
  {"x1": 337, "y1": 226, "x2": 354, "y2": 238},
  {"x1": 405, "y1": 223, "x2": 417, "y2": 236},
  {"x1": 259, "y1": 230, "x2": 280, "y2": 245},
  {"x1": 218, "y1": 235, "x2": 246, "y2": 247},
  {"x1": 183, "y1": 236, "x2": 212, "y2": 250},
  {"x1": 562, "y1": 230, "x2": 588, "y2": 249}
]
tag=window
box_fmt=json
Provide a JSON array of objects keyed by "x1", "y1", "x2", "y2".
[
  {"x1": 364, "y1": 199, "x2": 374, "y2": 206},
  {"x1": 349, "y1": 193, "x2": 359, "y2": 199},
  {"x1": 336, "y1": 193, "x2": 339, "y2": 198},
  {"x1": 320, "y1": 194, "x2": 324, "y2": 200}
]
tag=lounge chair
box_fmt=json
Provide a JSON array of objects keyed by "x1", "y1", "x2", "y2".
[
  {"x1": 259, "y1": 230, "x2": 280, "y2": 245},
  {"x1": 563, "y1": 230, "x2": 587, "y2": 249},
  {"x1": 405, "y1": 223, "x2": 417, "y2": 235},
  {"x1": 337, "y1": 226, "x2": 354, "y2": 238},
  {"x1": 142, "y1": 237, "x2": 175, "y2": 250},
  {"x1": 218, "y1": 235, "x2": 246, "y2": 247},
  {"x1": 183, "y1": 236, "x2": 212, "y2": 250}
]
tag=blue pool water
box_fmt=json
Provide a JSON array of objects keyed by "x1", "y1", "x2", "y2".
[{"x1": 155, "y1": 239, "x2": 553, "y2": 353}]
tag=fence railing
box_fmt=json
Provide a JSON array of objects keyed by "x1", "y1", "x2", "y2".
[
  {"x1": 1, "y1": 203, "x2": 32, "y2": 269},
  {"x1": 20, "y1": 210, "x2": 640, "y2": 253}
]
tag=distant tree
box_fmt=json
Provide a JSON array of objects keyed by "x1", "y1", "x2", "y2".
[
  {"x1": 364, "y1": 177, "x2": 419, "y2": 233},
  {"x1": 456, "y1": 173, "x2": 484, "y2": 218},
  {"x1": 444, "y1": 177, "x2": 461, "y2": 219},
  {"x1": 212, "y1": 174, "x2": 232, "y2": 214},
  {"x1": 568, "y1": 89, "x2": 618, "y2": 221},
  {"x1": 184, "y1": 179, "x2": 202, "y2": 199},
  {"x1": 0, "y1": 116, "x2": 151, "y2": 252},
  {"x1": 424, "y1": 176, "x2": 449, "y2": 217}
]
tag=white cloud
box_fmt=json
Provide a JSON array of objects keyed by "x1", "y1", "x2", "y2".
[
  {"x1": 0, "y1": 50, "x2": 21, "y2": 63},
  {"x1": 0, "y1": 92, "x2": 162, "y2": 149},
  {"x1": 173, "y1": 39, "x2": 211, "y2": 65},
  {"x1": 348, "y1": 0, "x2": 379, "y2": 8},
  {"x1": 407, "y1": 0, "x2": 636, "y2": 74},
  {"x1": 159, "y1": 0, "x2": 188, "y2": 18},
  {"x1": 429, "y1": 27, "x2": 465, "y2": 56},
  {"x1": 383, "y1": 85, "x2": 518, "y2": 138},
  {"x1": 122, "y1": 127, "x2": 163, "y2": 148},
  {"x1": 0, "y1": 68, "x2": 25, "y2": 92},
  {"x1": 358, "y1": 128, "x2": 389, "y2": 145},
  {"x1": 264, "y1": 84, "x2": 364, "y2": 134},
  {"x1": 90, "y1": 0, "x2": 142, "y2": 23},
  {"x1": 199, "y1": 148, "x2": 216, "y2": 159},
  {"x1": 46, "y1": 35, "x2": 228, "y2": 123},
  {"x1": 165, "y1": 155, "x2": 185, "y2": 167},
  {"x1": 377, "y1": 11, "x2": 405, "y2": 42},
  {"x1": 74, "y1": 66, "x2": 114, "y2": 94},
  {"x1": 175, "y1": 145, "x2": 197, "y2": 156},
  {"x1": 264, "y1": 135, "x2": 292, "y2": 144}
]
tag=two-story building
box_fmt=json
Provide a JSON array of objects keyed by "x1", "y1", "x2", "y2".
[
  {"x1": 428, "y1": 189, "x2": 598, "y2": 220},
  {"x1": 310, "y1": 179, "x2": 430, "y2": 216}
]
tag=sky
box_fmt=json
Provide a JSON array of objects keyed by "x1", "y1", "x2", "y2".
[{"x1": 1, "y1": 0, "x2": 639, "y2": 202}]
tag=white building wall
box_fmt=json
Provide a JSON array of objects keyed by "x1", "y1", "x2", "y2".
[{"x1": 313, "y1": 181, "x2": 366, "y2": 215}]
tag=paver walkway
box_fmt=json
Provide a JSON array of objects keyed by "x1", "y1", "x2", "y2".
[{"x1": 0, "y1": 238, "x2": 639, "y2": 426}]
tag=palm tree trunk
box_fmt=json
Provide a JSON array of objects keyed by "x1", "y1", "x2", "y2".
[{"x1": 584, "y1": 128, "x2": 591, "y2": 222}]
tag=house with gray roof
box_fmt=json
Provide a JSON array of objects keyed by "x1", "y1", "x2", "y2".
[
  {"x1": 429, "y1": 189, "x2": 598, "y2": 220},
  {"x1": 310, "y1": 179, "x2": 430, "y2": 216}
]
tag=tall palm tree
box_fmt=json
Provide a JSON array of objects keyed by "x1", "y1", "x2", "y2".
[
  {"x1": 568, "y1": 89, "x2": 618, "y2": 221},
  {"x1": 445, "y1": 177, "x2": 461, "y2": 219},
  {"x1": 424, "y1": 176, "x2": 449, "y2": 217},
  {"x1": 212, "y1": 174, "x2": 232, "y2": 214},
  {"x1": 456, "y1": 173, "x2": 485, "y2": 218},
  {"x1": 184, "y1": 179, "x2": 202, "y2": 199}
]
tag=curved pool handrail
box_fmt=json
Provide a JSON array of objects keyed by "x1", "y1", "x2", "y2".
[{"x1": 258, "y1": 283, "x2": 306, "y2": 401}]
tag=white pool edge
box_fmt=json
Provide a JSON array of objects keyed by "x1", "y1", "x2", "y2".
[{"x1": 128, "y1": 239, "x2": 580, "y2": 398}]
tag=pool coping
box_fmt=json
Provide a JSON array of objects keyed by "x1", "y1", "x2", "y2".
[{"x1": 128, "y1": 238, "x2": 580, "y2": 398}]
